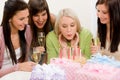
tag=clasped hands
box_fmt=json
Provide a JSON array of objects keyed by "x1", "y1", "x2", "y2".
[{"x1": 59, "y1": 32, "x2": 79, "y2": 48}]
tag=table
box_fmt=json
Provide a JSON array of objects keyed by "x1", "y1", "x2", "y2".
[{"x1": 0, "y1": 71, "x2": 31, "y2": 80}]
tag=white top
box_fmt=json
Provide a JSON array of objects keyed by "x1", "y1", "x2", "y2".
[{"x1": 2, "y1": 48, "x2": 20, "y2": 69}]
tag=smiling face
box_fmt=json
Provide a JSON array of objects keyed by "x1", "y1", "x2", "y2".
[
  {"x1": 32, "y1": 10, "x2": 48, "y2": 29},
  {"x1": 10, "y1": 8, "x2": 29, "y2": 32},
  {"x1": 96, "y1": 4, "x2": 110, "y2": 25},
  {"x1": 59, "y1": 16, "x2": 77, "y2": 40}
]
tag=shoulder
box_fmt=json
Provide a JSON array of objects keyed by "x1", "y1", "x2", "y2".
[
  {"x1": 25, "y1": 25, "x2": 32, "y2": 44},
  {"x1": 25, "y1": 25, "x2": 32, "y2": 36},
  {"x1": 80, "y1": 27, "x2": 91, "y2": 34},
  {"x1": 79, "y1": 27, "x2": 93, "y2": 39},
  {"x1": 46, "y1": 30, "x2": 56, "y2": 38},
  {"x1": 25, "y1": 25, "x2": 31, "y2": 33},
  {"x1": 0, "y1": 26, "x2": 3, "y2": 41},
  {"x1": 0, "y1": 26, "x2": 5, "y2": 54},
  {"x1": 46, "y1": 30, "x2": 58, "y2": 41},
  {"x1": 0, "y1": 26, "x2": 3, "y2": 35},
  {"x1": 80, "y1": 27, "x2": 92, "y2": 36},
  {"x1": 50, "y1": 13, "x2": 56, "y2": 27}
]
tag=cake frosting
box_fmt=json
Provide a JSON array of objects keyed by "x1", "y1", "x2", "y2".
[
  {"x1": 50, "y1": 58, "x2": 81, "y2": 80},
  {"x1": 30, "y1": 53, "x2": 120, "y2": 80},
  {"x1": 75, "y1": 63, "x2": 120, "y2": 80}
]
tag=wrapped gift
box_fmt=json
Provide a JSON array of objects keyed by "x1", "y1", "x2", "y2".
[
  {"x1": 75, "y1": 63, "x2": 120, "y2": 80},
  {"x1": 50, "y1": 58, "x2": 81, "y2": 80},
  {"x1": 30, "y1": 64, "x2": 65, "y2": 80},
  {"x1": 88, "y1": 53, "x2": 120, "y2": 68}
]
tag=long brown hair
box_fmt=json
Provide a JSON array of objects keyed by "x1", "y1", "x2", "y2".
[
  {"x1": 28, "y1": 0, "x2": 52, "y2": 47},
  {"x1": 96, "y1": 0, "x2": 120, "y2": 52},
  {"x1": 1, "y1": 0, "x2": 28, "y2": 64}
]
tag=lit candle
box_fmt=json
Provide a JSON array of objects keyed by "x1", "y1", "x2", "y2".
[
  {"x1": 68, "y1": 47, "x2": 70, "y2": 59},
  {"x1": 59, "y1": 48, "x2": 62, "y2": 58},
  {"x1": 79, "y1": 48, "x2": 81, "y2": 59}
]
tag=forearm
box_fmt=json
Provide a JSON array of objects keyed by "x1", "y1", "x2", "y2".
[
  {"x1": 84, "y1": 34, "x2": 93, "y2": 58},
  {"x1": 47, "y1": 49, "x2": 58, "y2": 63},
  {"x1": 0, "y1": 64, "x2": 18, "y2": 77},
  {"x1": 46, "y1": 32, "x2": 59, "y2": 63}
]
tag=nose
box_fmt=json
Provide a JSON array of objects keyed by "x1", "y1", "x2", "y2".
[
  {"x1": 97, "y1": 12, "x2": 102, "y2": 18},
  {"x1": 38, "y1": 16, "x2": 43, "y2": 22},
  {"x1": 67, "y1": 26, "x2": 71, "y2": 32}
]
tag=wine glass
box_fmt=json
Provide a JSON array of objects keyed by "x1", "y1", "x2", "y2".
[
  {"x1": 31, "y1": 32, "x2": 45, "y2": 64},
  {"x1": 92, "y1": 37, "x2": 100, "y2": 53},
  {"x1": 38, "y1": 32, "x2": 45, "y2": 47},
  {"x1": 38, "y1": 32, "x2": 46, "y2": 64},
  {"x1": 92, "y1": 37, "x2": 100, "y2": 46},
  {"x1": 31, "y1": 47, "x2": 41, "y2": 63}
]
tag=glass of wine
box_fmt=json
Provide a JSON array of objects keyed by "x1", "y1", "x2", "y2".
[
  {"x1": 38, "y1": 32, "x2": 46, "y2": 64},
  {"x1": 92, "y1": 37, "x2": 100, "y2": 53},
  {"x1": 31, "y1": 32, "x2": 45, "y2": 64},
  {"x1": 31, "y1": 47, "x2": 41, "y2": 63},
  {"x1": 92, "y1": 37, "x2": 100, "y2": 46},
  {"x1": 38, "y1": 32, "x2": 45, "y2": 47}
]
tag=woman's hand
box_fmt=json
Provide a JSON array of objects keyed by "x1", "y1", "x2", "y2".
[
  {"x1": 59, "y1": 34, "x2": 67, "y2": 48},
  {"x1": 71, "y1": 32, "x2": 79, "y2": 47},
  {"x1": 90, "y1": 42, "x2": 100, "y2": 54},
  {"x1": 17, "y1": 61, "x2": 36, "y2": 72},
  {"x1": 90, "y1": 45, "x2": 98, "y2": 54},
  {"x1": 90, "y1": 37, "x2": 101, "y2": 54},
  {"x1": 36, "y1": 46, "x2": 45, "y2": 54}
]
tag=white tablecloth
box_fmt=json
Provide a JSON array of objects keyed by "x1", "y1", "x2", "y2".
[{"x1": 0, "y1": 71, "x2": 31, "y2": 80}]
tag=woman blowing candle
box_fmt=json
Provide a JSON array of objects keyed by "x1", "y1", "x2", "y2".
[{"x1": 46, "y1": 8, "x2": 93, "y2": 63}]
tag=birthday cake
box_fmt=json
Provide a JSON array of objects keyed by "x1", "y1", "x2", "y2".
[
  {"x1": 30, "y1": 53, "x2": 120, "y2": 80},
  {"x1": 75, "y1": 63, "x2": 120, "y2": 80},
  {"x1": 50, "y1": 58, "x2": 81, "y2": 80}
]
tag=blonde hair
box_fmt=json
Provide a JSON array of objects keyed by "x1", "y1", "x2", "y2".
[{"x1": 54, "y1": 8, "x2": 81, "y2": 36}]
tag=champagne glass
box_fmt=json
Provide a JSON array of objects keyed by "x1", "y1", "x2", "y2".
[
  {"x1": 38, "y1": 32, "x2": 46, "y2": 64},
  {"x1": 31, "y1": 47, "x2": 41, "y2": 63},
  {"x1": 92, "y1": 37, "x2": 100, "y2": 46},
  {"x1": 38, "y1": 32, "x2": 45, "y2": 47},
  {"x1": 31, "y1": 32, "x2": 45, "y2": 64},
  {"x1": 92, "y1": 37, "x2": 101, "y2": 54}
]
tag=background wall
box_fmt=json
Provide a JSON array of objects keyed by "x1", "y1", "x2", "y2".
[{"x1": 0, "y1": 0, "x2": 97, "y2": 37}]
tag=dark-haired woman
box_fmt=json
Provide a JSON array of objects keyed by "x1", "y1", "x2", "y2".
[
  {"x1": 28, "y1": 0, "x2": 55, "y2": 64},
  {"x1": 91, "y1": 0, "x2": 120, "y2": 60},
  {"x1": 0, "y1": 0, "x2": 36, "y2": 77}
]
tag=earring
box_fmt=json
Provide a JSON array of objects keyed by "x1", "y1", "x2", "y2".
[{"x1": 9, "y1": 19, "x2": 11, "y2": 23}]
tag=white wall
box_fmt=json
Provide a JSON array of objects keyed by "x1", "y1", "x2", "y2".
[
  {"x1": 0, "y1": 0, "x2": 97, "y2": 37},
  {"x1": 91, "y1": 0, "x2": 97, "y2": 37},
  {"x1": 0, "y1": 0, "x2": 7, "y2": 24}
]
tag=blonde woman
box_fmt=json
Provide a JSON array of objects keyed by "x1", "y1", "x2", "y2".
[{"x1": 46, "y1": 8, "x2": 93, "y2": 63}]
